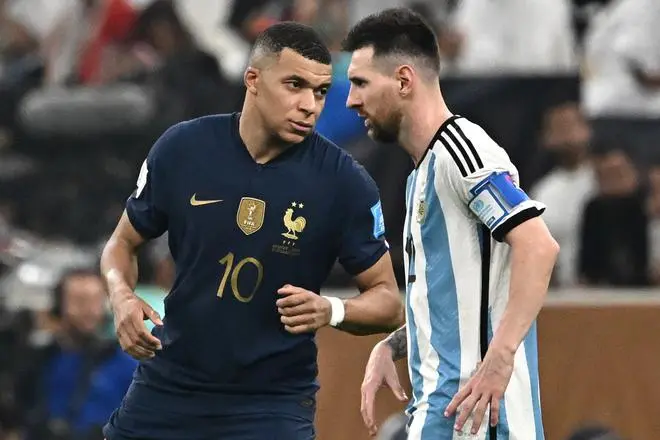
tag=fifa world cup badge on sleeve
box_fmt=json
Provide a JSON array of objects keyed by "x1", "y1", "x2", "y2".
[
  {"x1": 371, "y1": 200, "x2": 386, "y2": 238},
  {"x1": 468, "y1": 172, "x2": 529, "y2": 229}
]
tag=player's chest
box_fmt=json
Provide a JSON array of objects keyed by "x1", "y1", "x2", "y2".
[
  {"x1": 403, "y1": 165, "x2": 455, "y2": 258},
  {"x1": 404, "y1": 165, "x2": 437, "y2": 233},
  {"x1": 171, "y1": 166, "x2": 338, "y2": 253}
]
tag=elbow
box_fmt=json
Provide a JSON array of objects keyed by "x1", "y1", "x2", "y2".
[
  {"x1": 544, "y1": 235, "x2": 560, "y2": 263},
  {"x1": 388, "y1": 305, "x2": 405, "y2": 330},
  {"x1": 511, "y1": 232, "x2": 560, "y2": 272},
  {"x1": 529, "y1": 235, "x2": 559, "y2": 266},
  {"x1": 100, "y1": 236, "x2": 123, "y2": 265},
  {"x1": 384, "y1": 289, "x2": 406, "y2": 330},
  {"x1": 528, "y1": 235, "x2": 560, "y2": 282},
  {"x1": 100, "y1": 235, "x2": 137, "y2": 276},
  {"x1": 100, "y1": 238, "x2": 115, "y2": 268}
]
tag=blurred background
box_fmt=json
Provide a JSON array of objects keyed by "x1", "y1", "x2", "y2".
[{"x1": 0, "y1": 0, "x2": 658, "y2": 439}]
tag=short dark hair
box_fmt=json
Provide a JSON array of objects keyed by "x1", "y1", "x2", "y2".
[
  {"x1": 252, "y1": 21, "x2": 332, "y2": 65},
  {"x1": 342, "y1": 8, "x2": 440, "y2": 74}
]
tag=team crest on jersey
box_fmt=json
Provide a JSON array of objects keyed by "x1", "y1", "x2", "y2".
[
  {"x1": 272, "y1": 201, "x2": 305, "y2": 256},
  {"x1": 281, "y1": 201, "x2": 307, "y2": 240},
  {"x1": 416, "y1": 199, "x2": 426, "y2": 223},
  {"x1": 236, "y1": 197, "x2": 266, "y2": 235}
]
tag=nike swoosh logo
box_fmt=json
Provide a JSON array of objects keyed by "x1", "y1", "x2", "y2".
[{"x1": 190, "y1": 194, "x2": 223, "y2": 206}]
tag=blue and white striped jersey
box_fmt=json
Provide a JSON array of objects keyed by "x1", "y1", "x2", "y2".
[{"x1": 403, "y1": 115, "x2": 546, "y2": 440}]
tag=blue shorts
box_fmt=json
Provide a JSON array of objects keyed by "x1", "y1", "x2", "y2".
[{"x1": 103, "y1": 381, "x2": 316, "y2": 440}]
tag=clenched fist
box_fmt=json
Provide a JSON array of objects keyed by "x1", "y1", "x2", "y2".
[{"x1": 276, "y1": 284, "x2": 332, "y2": 334}]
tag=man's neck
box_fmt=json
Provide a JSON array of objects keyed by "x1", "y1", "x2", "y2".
[
  {"x1": 559, "y1": 149, "x2": 589, "y2": 171},
  {"x1": 398, "y1": 87, "x2": 452, "y2": 167},
  {"x1": 239, "y1": 105, "x2": 292, "y2": 164}
]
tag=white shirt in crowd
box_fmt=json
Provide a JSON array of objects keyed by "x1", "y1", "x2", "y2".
[
  {"x1": 582, "y1": 0, "x2": 660, "y2": 117},
  {"x1": 448, "y1": 0, "x2": 577, "y2": 75},
  {"x1": 531, "y1": 164, "x2": 596, "y2": 286}
]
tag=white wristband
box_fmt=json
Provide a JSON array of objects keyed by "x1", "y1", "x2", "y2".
[{"x1": 323, "y1": 296, "x2": 345, "y2": 327}]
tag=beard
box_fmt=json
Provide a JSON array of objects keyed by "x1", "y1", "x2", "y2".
[{"x1": 367, "y1": 109, "x2": 401, "y2": 144}]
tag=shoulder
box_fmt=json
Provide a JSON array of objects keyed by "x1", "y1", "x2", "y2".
[
  {"x1": 432, "y1": 116, "x2": 517, "y2": 179},
  {"x1": 310, "y1": 132, "x2": 374, "y2": 183},
  {"x1": 150, "y1": 113, "x2": 235, "y2": 160}
]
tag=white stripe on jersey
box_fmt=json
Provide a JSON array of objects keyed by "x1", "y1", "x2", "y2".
[
  {"x1": 403, "y1": 116, "x2": 543, "y2": 440},
  {"x1": 431, "y1": 145, "x2": 484, "y2": 438},
  {"x1": 405, "y1": 153, "x2": 441, "y2": 437}
]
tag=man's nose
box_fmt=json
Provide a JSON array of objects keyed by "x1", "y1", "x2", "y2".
[
  {"x1": 346, "y1": 88, "x2": 360, "y2": 109},
  {"x1": 298, "y1": 89, "x2": 316, "y2": 113}
]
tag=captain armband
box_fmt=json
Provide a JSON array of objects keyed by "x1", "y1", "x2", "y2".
[{"x1": 467, "y1": 172, "x2": 529, "y2": 230}]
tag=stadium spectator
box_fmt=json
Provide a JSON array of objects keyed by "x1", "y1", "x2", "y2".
[
  {"x1": 531, "y1": 102, "x2": 596, "y2": 287},
  {"x1": 579, "y1": 148, "x2": 649, "y2": 286},
  {"x1": 15, "y1": 268, "x2": 136, "y2": 440},
  {"x1": 582, "y1": 0, "x2": 660, "y2": 117},
  {"x1": 172, "y1": 0, "x2": 251, "y2": 81},
  {"x1": 446, "y1": 0, "x2": 577, "y2": 75},
  {"x1": 646, "y1": 165, "x2": 660, "y2": 284}
]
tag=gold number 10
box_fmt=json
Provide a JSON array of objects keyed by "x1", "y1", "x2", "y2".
[{"x1": 217, "y1": 252, "x2": 264, "y2": 303}]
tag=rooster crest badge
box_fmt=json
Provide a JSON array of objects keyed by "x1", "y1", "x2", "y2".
[{"x1": 282, "y1": 202, "x2": 307, "y2": 240}]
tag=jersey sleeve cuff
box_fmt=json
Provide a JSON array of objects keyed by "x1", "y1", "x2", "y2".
[
  {"x1": 343, "y1": 243, "x2": 388, "y2": 276},
  {"x1": 126, "y1": 204, "x2": 161, "y2": 240},
  {"x1": 491, "y1": 204, "x2": 545, "y2": 242}
]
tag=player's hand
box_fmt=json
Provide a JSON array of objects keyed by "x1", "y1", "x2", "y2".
[
  {"x1": 276, "y1": 284, "x2": 331, "y2": 334},
  {"x1": 361, "y1": 341, "x2": 408, "y2": 437},
  {"x1": 111, "y1": 290, "x2": 163, "y2": 360},
  {"x1": 444, "y1": 347, "x2": 514, "y2": 435}
]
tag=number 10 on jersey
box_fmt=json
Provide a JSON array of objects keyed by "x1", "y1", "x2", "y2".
[{"x1": 217, "y1": 252, "x2": 264, "y2": 303}]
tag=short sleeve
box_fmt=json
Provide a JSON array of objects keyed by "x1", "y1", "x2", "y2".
[
  {"x1": 437, "y1": 118, "x2": 546, "y2": 242},
  {"x1": 337, "y1": 162, "x2": 389, "y2": 276},
  {"x1": 125, "y1": 127, "x2": 179, "y2": 239}
]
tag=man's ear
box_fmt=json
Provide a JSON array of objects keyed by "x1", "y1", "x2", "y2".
[
  {"x1": 244, "y1": 67, "x2": 259, "y2": 95},
  {"x1": 395, "y1": 65, "x2": 414, "y2": 97}
]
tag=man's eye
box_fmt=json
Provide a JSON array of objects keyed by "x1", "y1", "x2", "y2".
[
  {"x1": 287, "y1": 81, "x2": 302, "y2": 89},
  {"x1": 316, "y1": 88, "x2": 329, "y2": 97}
]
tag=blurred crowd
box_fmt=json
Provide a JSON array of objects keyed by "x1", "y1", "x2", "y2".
[{"x1": 0, "y1": 0, "x2": 658, "y2": 438}]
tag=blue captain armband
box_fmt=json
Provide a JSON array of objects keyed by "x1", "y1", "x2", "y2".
[{"x1": 468, "y1": 172, "x2": 529, "y2": 229}]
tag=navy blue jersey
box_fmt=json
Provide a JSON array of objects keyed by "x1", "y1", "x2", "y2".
[{"x1": 125, "y1": 113, "x2": 387, "y2": 403}]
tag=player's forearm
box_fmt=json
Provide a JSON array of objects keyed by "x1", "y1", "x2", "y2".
[
  {"x1": 338, "y1": 286, "x2": 404, "y2": 335},
  {"x1": 490, "y1": 237, "x2": 558, "y2": 355},
  {"x1": 101, "y1": 236, "x2": 140, "y2": 303},
  {"x1": 384, "y1": 324, "x2": 408, "y2": 361}
]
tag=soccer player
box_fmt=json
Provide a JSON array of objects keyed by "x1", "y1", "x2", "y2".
[
  {"x1": 100, "y1": 22, "x2": 404, "y2": 440},
  {"x1": 342, "y1": 8, "x2": 559, "y2": 440}
]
